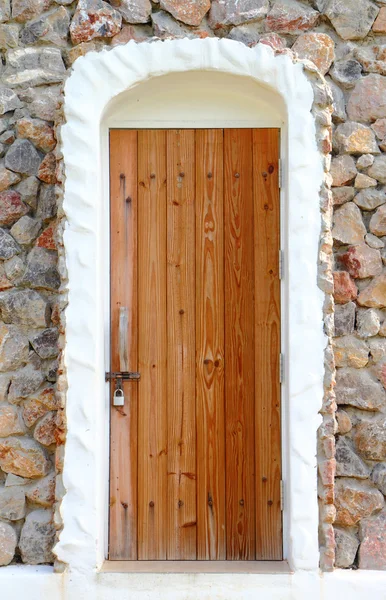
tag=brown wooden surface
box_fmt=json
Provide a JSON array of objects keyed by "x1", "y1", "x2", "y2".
[
  {"x1": 137, "y1": 130, "x2": 168, "y2": 559},
  {"x1": 253, "y1": 129, "x2": 282, "y2": 560},
  {"x1": 166, "y1": 130, "x2": 197, "y2": 559},
  {"x1": 109, "y1": 129, "x2": 138, "y2": 560},
  {"x1": 224, "y1": 129, "x2": 256, "y2": 560},
  {"x1": 195, "y1": 129, "x2": 226, "y2": 560}
]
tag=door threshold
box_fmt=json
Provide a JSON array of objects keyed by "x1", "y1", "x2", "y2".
[{"x1": 101, "y1": 560, "x2": 291, "y2": 574}]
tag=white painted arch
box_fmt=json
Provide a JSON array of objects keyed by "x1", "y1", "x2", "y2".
[{"x1": 56, "y1": 37, "x2": 326, "y2": 589}]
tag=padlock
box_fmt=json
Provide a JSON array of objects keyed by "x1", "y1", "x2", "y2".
[{"x1": 113, "y1": 388, "x2": 125, "y2": 407}]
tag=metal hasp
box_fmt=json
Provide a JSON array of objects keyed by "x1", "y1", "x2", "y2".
[{"x1": 105, "y1": 372, "x2": 141, "y2": 382}]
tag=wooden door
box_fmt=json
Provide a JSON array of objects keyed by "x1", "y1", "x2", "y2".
[{"x1": 109, "y1": 129, "x2": 281, "y2": 562}]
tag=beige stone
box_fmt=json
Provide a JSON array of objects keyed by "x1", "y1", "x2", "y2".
[
  {"x1": 160, "y1": 0, "x2": 210, "y2": 26},
  {"x1": 16, "y1": 118, "x2": 55, "y2": 153},
  {"x1": 334, "y1": 122, "x2": 379, "y2": 154},
  {"x1": 0, "y1": 404, "x2": 26, "y2": 437},
  {"x1": 355, "y1": 417, "x2": 386, "y2": 460},
  {"x1": 358, "y1": 274, "x2": 386, "y2": 308},
  {"x1": 0, "y1": 437, "x2": 50, "y2": 478},
  {"x1": 0, "y1": 521, "x2": 16, "y2": 566},
  {"x1": 333, "y1": 335, "x2": 369, "y2": 368},
  {"x1": 355, "y1": 174, "x2": 377, "y2": 189},
  {"x1": 330, "y1": 155, "x2": 357, "y2": 186},
  {"x1": 370, "y1": 205, "x2": 386, "y2": 236},
  {"x1": 336, "y1": 410, "x2": 352, "y2": 434},
  {"x1": 373, "y1": 7, "x2": 386, "y2": 33},
  {"x1": 335, "y1": 478, "x2": 384, "y2": 527},
  {"x1": 34, "y1": 411, "x2": 57, "y2": 447},
  {"x1": 26, "y1": 471, "x2": 55, "y2": 507},
  {"x1": 292, "y1": 32, "x2": 334, "y2": 75},
  {"x1": 348, "y1": 74, "x2": 386, "y2": 123},
  {"x1": 332, "y1": 203, "x2": 366, "y2": 245}
]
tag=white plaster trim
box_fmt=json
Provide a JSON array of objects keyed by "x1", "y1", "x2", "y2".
[{"x1": 58, "y1": 38, "x2": 325, "y2": 577}]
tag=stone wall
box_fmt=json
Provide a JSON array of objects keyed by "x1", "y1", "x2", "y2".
[{"x1": 0, "y1": 0, "x2": 385, "y2": 571}]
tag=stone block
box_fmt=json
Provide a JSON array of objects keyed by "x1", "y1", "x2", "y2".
[
  {"x1": 0, "y1": 521, "x2": 16, "y2": 566},
  {"x1": 355, "y1": 417, "x2": 386, "y2": 460},
  {"x1": 0, "y1": 289, "x2": 49, "y2": 327},
  {"x1": 336, "y1": 367, "x2": 386, "y2": 410},
  {"x1": 70, "y1": 0, "x2": 122, "y2": 44},
  {"x1": 334, "y1": 302, "x2": 356, "y2": 337},
  {"x1": 335, "y1": 435, "x2": 371, "y2": 478},
  {"x1": 0, "y1": 437, "x2": 50, "y2": 478},
  {"x1": 335, "y1": 477, "x2": 384, "y2": 526},
  {"x1": 3, "y1": 48, "x2": 65, "y2": 88},
  {"x1": 19, "y1": 509, "x2": 55, "y2": 564},
  {"x1": 359, "y1": 509, "x2": 386, "y2": 569}
]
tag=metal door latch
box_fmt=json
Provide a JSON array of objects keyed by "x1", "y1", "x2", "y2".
[{"x1": 105, "y1": 372, "x2": 141, "y2": 382}]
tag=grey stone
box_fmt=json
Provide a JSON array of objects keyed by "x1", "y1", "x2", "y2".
[
  {"x1": 4, "y1": 255, "x2": 25, "y2": 282},
  {"x1": 330, "y1": 59, "x2": 362, "y2": 88},
  {"x1": 0, "y1": 521, "x2": 16, "y2": 566},
  {"x1": 332, "y1": 187, "x2": 355, "y2": 206},
  {"x1": 0, "y1": 374, "x2": 10, "y2": 402},
  {"x1": 368, "y1": 156, "x2": 386, "y2": 184},
  {"x1": 12, "y1": 0, "x2": 50, "y2": 22},
  {"x1": 334, "y1": 527, "x2": 359, "y2": 568},
  {"x1": 371, "y1": 464, "x2": 386, "y2": 495},
  {"x1": 3, "y1": 48, "x2": 65, "y2": 88},
  {"x1": 152, "y1": 10, "x2": 198, "y2": 38},
  {"x1": 209, "y1": 0, "x2": 269, "y2": 28},
  {"x1": 8, "y1": 365, "x2": 45, "y2": 403},
  {"x1": 0, "y1": 486, "x2": 25, "y2": 520},
  {"x1": 335, "y1": 368, "x2": 386, "y2": 410},
  {"x1": 20, "y1": 7, "x2": 70, "y2": 46},
  {"x1": 0, "y1": 164, "x2": 21, "y2": 193},
  {"x1": 10, "y1": 216, "x2": 41, "y2": 245},
  {"x1": 5, "y1": 473, "x2": 29, "y2": 487},
  {"x1": 330, "y1": 155, "x2": 357, "y2": 187},
  {"x1": 19, "y1": 86, "x2": 60, "y2": 122},
  {"x1": 357, "y1": 308, "x2": 381, "y2": 338},
  {"x1": 266, "y1": 0, "x2": 319, "y2": 35},
  {"x1": 354, "y1": 189, "x2": 386, "y2": 211},
  {"x1": 334, "y1": 302, "x2": 356, "y2": 337},
  {"x1": 0, "y1": 323, "x2": 29, "y2": 372},
  {"x1": 36, "y1": 185, "x2": 56, "y2": 222},
  {"x1": 21, "y1": 247, "x2": 60, "y2": 291},
  {"x1": 5, "y1": 139, "x2": 41, "y2": 176},
  {"x1": 0, "y1": 403, "x2": 26, "y2": 437},
  {"x1": 19, "y1": 509, "x2": 55, "y2": 564},
  {"x1": 14, "y1": 176, "x2": 39, "y2": 209},
  {"x1": 30, "y1": 328, "x2": 59, "y2": 360},
  {"x1": 111, "y1": 0, "x2": 151, "y2": 24},
  {"x1": 0, "y1": 437, "x2": 50, "y2": 477},
  {"x1": 0, "y1": 289, "x2": 49, "y2": 327},
  {"x1": 357, "y1": 154, "x2": 375, "y2": 170},
  {"x1": 0, "y1": 24, "x2": 19, "y2": 50},
  {"x1": 0, "y1": 0, "x2": 10, "y2": 22},
  {"x1": 0, "y1": 89, "x2": 22, "y2": 116},
  {"x1": 369, "y1": 338, "x2": 386, "y2": 363},
  {"x1": 227, "y1": 22, "x2": 263, "y2": 45},
  {"x1": 0, "y1": 228, "x2": 20, "y2": 260},
  {"x1": 335, "y1": 436, "x2": 371, "y2": 478},
  {"x1": 325, "y1": 0, "x2": 379, "y2": 40},
  {"x1": 325, "y1": 76, "x2": 347, "y2": 123},
  {"x1": 366, "y1": 233, "x2": 384, "y2": 249}
]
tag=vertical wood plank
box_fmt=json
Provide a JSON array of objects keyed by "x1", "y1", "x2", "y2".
[
  {"x1": 109, "y1": 129, "x2": 138, "y2": 560},
  {"x1": 224, "y1": 129, "x2": 256, "y2": 560},
  {"x1": 137, "y1": 130, "x2": 168, "y2": 560},
  {"x1": 166, "y1": 130, "x2": 197, "y2": 560},
  {"x1": 253, "y1": 129, "x2": 282, "y2": 560},
  {"x1": 196, "y1": 129, "x2": 226, "y2": 560}
]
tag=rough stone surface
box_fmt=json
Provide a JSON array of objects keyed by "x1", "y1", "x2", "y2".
[
  {"x1": 330, "y1": 59, "x2": 362, "y2": 88},
  {"x1": 333, "y1": 122, "x2": 379, "y2": 154},
  {"x1": 0, "y1": 485, "x2": 26, "y2": 520},
  {"x1": 0, "y1": 437, "x2": 50, "y2": 477},
  {"x1": 0, "y1": 89, "x2": 22, "y2": 116},
  {"x1": 358, "y1": 274, "x2": 386, "y2": 308},
  {"x1": 21, "y1": 247, "x2": 60, "y2": 291},
  {"x1": 334, "y1": 302, "x2": 356, "y2": 337},
  {"x1": 10, "y1": 215, "x2": 41, "y2": 245},
  {"x1": 335, "y1": 436, "x2": 371, "y2": 478},
  {"x1": 22, "y1": 387, "x2": 58, "y2": 427},
  {"x1": 3, "y1": 48, "x2": 66, "y2": 88},
  {"x1": 0, "y1": 167, "x2": 21, "y2": 194},
  {"x1": 0, "y1": 322, "x2": 29, "y2": 372},
  {"x1": 20, "y1": 86, "x2": 60, "y2": 121},
  {"x1": 332, "y1": 203, "x2": 366, "y2": 245},
  {"x1": 359, "y1": 509, "x2": 386, "y2": 569},
  {"x1": 159, "y1": 0, "x2": 209, "y2": 27},
  {"x1": 366, "y1": 234, "x2": 384, "y2": 250},
  {"x1": 333, "y1": 271, "x2": 358, "y2": 304},
  {"x1": 0, "y1": 228, "x2": 20, "y2": 260},
  {"x1": 336, "y1": 410, "x2": 352, "y2": 435},
  {"x1": 0, "y1": 190, "x2": 28, "y2": 227},
  {"x1": 333, "y1": 335, "x2": 369, "y2": 368},
  {"x1": 334, "y1": 527, "x2": 359, "y2": 568},
  {"x1": 26, "y1": 471, "x2": 55, "y2": 507},
  {"x1": 0, "y1": 404, "x2": 26, "y2": 437},
  {"x1": 108, "y1": 0, "x2": 151, "y2": 24},
  {"x1": 340, "y1": 244, "x2": 383, "y2": 279},
  {"x1": 20, "y1": 6, "x2": 70, "y2": 45},
  {"x1": 325, "y1": 0, "x2": 379, "y2": 40},
  {"x1": 330, "y1": 155, "x2": 357, "y2": 187},
  {"x1": 370, "y1": 204, "x2": 386, "y2": 236},
  {"x1": 355, "y1": 418, "x2": 386, "y2": 460},
  {"x1": 37, "y1": 152, "x2": 56, "y2": 184},
  {"x1": 354, "y1": 189, "x2": 386, "y2": 211},
  {"x1": 70, "y1": 0, "x2": 122, "y2": 44},
  {"x1": 373, "y1": 7, "x2": 386, "y2": 33},
  {"x1": 371, "y1": 463, "x2": 386, "y2": 495},
  {"x1": 12, "y1": 0, "x2": 49, "y2": 22},
  {"x1": 34, "y1": 411, "x2": 57, "y2": 446},
  {"x1": 357, "y1": 309, "x2": 380, "y2": 338},
  {"x1": 14, "y1": 176, "x2": 39, "y2": 208},
  {"x1": 332, "y1": 186, "x2": 354, "y2": 206},
  {"x1": 19, "y1": 509, "x2": 55, "y2": 564},
  {"x1": 368, "y1": 155, "x2": 386, "y2": 184},
  {"x1": 0, "y1": 521, "x2": 16, "y2": 566},
  {"x1": 16, "y1": 118, "x2": 55, "y2": 153},
  {"x1": 348, "y1": 75, "x2": 386, "y2": 123},
  {"x1": 292, "y1": 33, "x2": 334, "y2": 75},
  {"x1": 5, "y1": 139, "x2": 41, "y2": 176},
  {"x1": 335, "y1": 368, "x2": 386, "y2": 410},
  {"x1": 0, "y1": 289, "x2": 49, "y2": 327},
  {"x1": 8, "y1": 365, "x2": 45, "y2": 403},
  {"x1": 335, "y1": 478, "x2": 384, "y2": 527},
  {"x1": 357, "y1": 154, "x2": 374, "y2": 170},
  {"x1": 266, "y1": 0, "x2": 319, "y2": 34},
  {"x1": 354, "y1": 174, "x2": 377, "y2": 189},
  {"x1": 36, "y1": 185, "x2": 56, "y2": 222}
]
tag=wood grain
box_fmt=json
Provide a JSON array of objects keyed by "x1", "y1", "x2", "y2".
[
  {"x1": 224, "y1": 129, "x2": 255, "y2": 560},
  {"x1": 137, "y1": 130, "x2": 168, "y2": 560},
  {"x1": 166, "y1": 130, "x2": 197, "y2": 560},
  {"x1": 109, "y1": 129, "x2": 138, "y2": 560},
  {"x1": 253, "y1": 129, "x2": 282, "y2": 560},
  {"x1": 196, "y1": 129, "x2": 226, "y2": 560}
]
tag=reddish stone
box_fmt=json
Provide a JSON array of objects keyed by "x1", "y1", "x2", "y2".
[
  {"x1": 26, "y1": 472, "x2": 55, "y2": 508},
  {"x1": 266, "y1": 0, "x2": 319, "y2": 35},
  {"x1": 359, "y1": 509, "x2": 386, "y2": 569},
  {"x1": 37, "y1": 153, "x2": 56, "y2": 184},
  {"x1": 0, "y1": 437, "x2": 50, "y2": 478},
  {"x1": 258, "y1": 32, "x2": 286, "y2": 51},
  {"x1": 372, "y1": 118, "x2": 386, "y2": 140},
  {"x1": 292, "y1": 33, "x2": 334, "y2": 75},
  {"x1": 348, "y1": 74, "x2": 386, "y2": 123},
  {"x1": 340, "y1": 244, "x2": 383, "y2": 279},
  {"x1": 110, "y1": 24, "x2": 152, "y2": 45},
  {"x1": 22, "y1": 387, "x2": 58, "y2": 428},
  {"x1": 373, "y1": 7, "x2": 386, "y2": 33},
  {"x1": 333, "y1": 271, "x2": 358, "y2": 304},
  {"x1": 36, "y1": 223, "x2": 57, "y2": 251},
  {"x1": 70, "y1": 0, "x2": 122, "y2": 45},
  {"x1": 34, "y1": 411, "x2": 57, "y2": 446},
  {"x1": 335, "y1": 478, "x2": 384, "y2": 527},
  {"x1": 160, "y1": 0, "x2": 210, "y2": 26},
  {"x1": 318, "y1": 459, "x2": 336, "y2": 486},
  {"x1": 355, "y1": 418, "x2": 386, "y2": 460},
  {"x1": 358, "y1": 274, "x2": 386, "y2": 308},
  {"x1": 0, "y1": 190, "x2": 28, "y2": 227},
  {"x1": 16, "y1": 118, "x2": 56, "y2": 153},
  {"x1": 54, "y1": 409, "x2": 66, "y2": 445}
]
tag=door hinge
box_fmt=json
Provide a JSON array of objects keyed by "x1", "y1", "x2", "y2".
[
  {"x1": 279, "y1": 250, "x2": 284, "y2": 280},
  {"x1": 280, "y1": 480, "x2": 284, "y2": 511},
  {"x1": 279, "y1": 353, "x2": 284, "y2": 384},
  {"x1": 278, "y1": 159, "x2": 283, "y2": 189}
]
